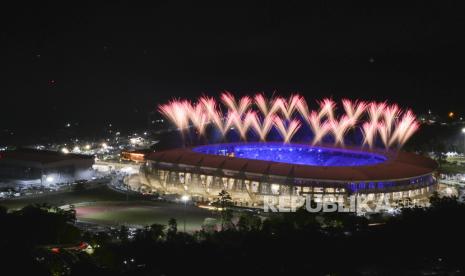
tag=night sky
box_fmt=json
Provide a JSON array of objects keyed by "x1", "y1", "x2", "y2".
[{"x1": 2, "y1": 2, "x2": 465, "y2": 141}]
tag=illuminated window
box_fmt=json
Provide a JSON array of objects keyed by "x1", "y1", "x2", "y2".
[
  {"x1": 228, "y1": 178, "x2": 235, "y2": 190},
  {"x1": 325, "y1": 188, "x2": 335, "y2": 193},
  {"x1": 251, "y1": 181, "x2": 259, "y2": 193},
  {"x1": 271, "y1": 184, "x2": 280, "y2": 195}
]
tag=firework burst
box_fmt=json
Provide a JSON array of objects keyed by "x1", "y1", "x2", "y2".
[
  {"x1": 318, "y1": 98, "x2": 336, "y2": 121},
  {"x1": 186, "y1": 102, "x2": 208, "y2": 136},
  {"x1": 158, "y1": 100, "x2": 189, "y2": 132},
  {"x1": 159, "y1": 93, "x2": 420, "y2": 150}
]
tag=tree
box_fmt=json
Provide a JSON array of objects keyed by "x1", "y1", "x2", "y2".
[
  {"x1": 167, "y1": 218, "x2": 177, "y2": 240},
  {"x1": 0, "y1": 205, "x2": 7, "y2": 218},
  {"x1": 213, "y1": 190, "x2": 234, "y2": 230},
  {"x1": 214, "y1": 190, "x2": 233, "y2": 209},
  {"x1": 73, "y1": 181, "x2": 86, "y2": 192},
  {"x1": 118, "y1": 225, "x2": 129, "y2": 242},
  {"x1": 237, "y1": 212, "x2": 262, "y2": 232},
  {"x1": 149, "y1": 223, "x2": 166, "y2": 241}
]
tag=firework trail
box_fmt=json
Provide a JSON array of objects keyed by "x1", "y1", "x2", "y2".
[
  {"x1": 269, "y1": 97, "x2": 285, "y2": 117},
  {"x1": 273, "y1": 117, "x2": 301, "y2": 143},
  {"x1": 342, "y1": 99, "x2": 367, "y2": 126},
  {"x1": 186, "y1": 102, "x2": 208, "y2": 136},
  {"x1": 383, "y1": 104, "x2": 400, "y2": 136},
  {"x1": 307, "y1": 111, "x2": 331, "y2": 145},
  {"x1": 318, "y1": 98, "x2": 336, "y2": 121},
  {"x1": 377, "y1": 122, "x2": 390, "y2": 149},
  {"x1": 368, "y1": 102, "x2": 387, "y2": 124},
  {"x1": 230, "y1": 111, "x2": 254, "y2": 139},
  {"x1": 221, "y1": 91, "x2": 251, "y2": 117},
  {"x1": 255, "y1": 93, "x2": 270, "y2": 116},
  {"x1": 248, "y1": 112, "x2": 275, "y2": 141},
  {"x1": 389, "y1": 110, "x2": 419, "y2": 147},
  {"x1": 329, "y1": 115, "x2": 352, "y2": 146},
  {"x1": 272, "y1": 94, "x2": 303, "y2": 120},
  {"x1": 296, "y1": 96, "x2": 310, "y2": 119},
  {"x1": 362, "y1": 121, "x2": 378, "y2": 149}
]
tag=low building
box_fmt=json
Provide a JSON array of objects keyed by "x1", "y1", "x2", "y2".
[
  {"x1": 121, "y1": 149, "x2": 151, "y2": 163},
  {"x1": 0, "y1": 149, "x2": 94, "y2": 186}
]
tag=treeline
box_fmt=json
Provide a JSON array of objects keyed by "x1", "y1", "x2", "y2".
[{"x1": 1, "y1": 193, "x2": 465, "y2": 275}]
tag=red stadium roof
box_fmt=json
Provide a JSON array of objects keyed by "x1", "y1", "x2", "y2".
[{"x1": 146, "y1": 146, "x2": 438, "y2": 182}]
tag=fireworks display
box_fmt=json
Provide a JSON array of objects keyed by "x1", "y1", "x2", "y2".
[{"x1": 158, "y1": 92, "x2": 420, "y2": 150}]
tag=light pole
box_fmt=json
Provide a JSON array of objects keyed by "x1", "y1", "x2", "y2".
[
  {"x1": 462, "y1": 128, "x2": 465, "y2": 155},
  {"x1": 181, "y1": 195, "x2": 190, "y2": 232}
]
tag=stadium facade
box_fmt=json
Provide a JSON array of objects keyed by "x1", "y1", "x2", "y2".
[{"x1": 137, "y1": 143, "x2": 438, "y2": 210}]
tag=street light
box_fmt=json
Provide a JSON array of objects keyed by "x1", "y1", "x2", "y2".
[
  {"x1": 462, "y1": 128, "x2": 465, "y2": 154},
  {"x1": 181, "y1": 195, "x2": 190, "y2": 232}
]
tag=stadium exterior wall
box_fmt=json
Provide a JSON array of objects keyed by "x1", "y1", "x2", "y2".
[{"x1": 138, "y1": 157, "x2": 437, "y2": 209}]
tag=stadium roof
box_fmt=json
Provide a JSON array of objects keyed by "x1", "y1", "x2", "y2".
[{"x1": 146, "y1": 147, "x2": 437, "y2": 182}]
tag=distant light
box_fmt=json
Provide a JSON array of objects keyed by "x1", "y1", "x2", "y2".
[
  {"x1": 61, "y1": 148, "x2": 69, "y2": 154},
  {"x1": 101, "y1": 143, "x2": 108, "y2": 149},
  {"x1": 46, "y1": 176, "x2": 54, "y2": 183},
  {"x1": 449, "y1": 112, "x2": 455, "y2": 118},
  {"x1": 65, "y1": 123, "x2": 71, "y2": 127},
  {"x1": 387, "y1": 208, "x2": 394, "y2": 214},
  {"x1": 73, "y1": 146, "x2": 80, "y2": 152},
  {"x1": 120, "y1": 167, "x2": 134, "y2": 174},
  {"x1": 462, "y1": 128, "x2": 465, "y2": 134},
  {"x1": 85, "y1": 144, "x2": 91, "y2": 150},
  {"x1": 181, "y1": 195, "x2": 190, "y2": 202}
]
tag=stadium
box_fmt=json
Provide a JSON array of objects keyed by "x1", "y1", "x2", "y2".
[
  {"x1": 139, "y1": 142, "x2": 438, "y2": 209},
  {"x1": 133, "y1": 93, "x2": 439, "y2": 210}
]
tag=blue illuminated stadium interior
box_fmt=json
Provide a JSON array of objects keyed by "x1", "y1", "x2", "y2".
[{"x1": 193, "y1": 143, "x2": 387, "y2": 167}]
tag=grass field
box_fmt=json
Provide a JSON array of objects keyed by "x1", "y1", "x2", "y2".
[
  {"x1": 0, "y1": 186, "x2": 131, "y2": 209},
  {"x1": 0, "y1": 186, "x2": 217, "y2": 230},
  {"x1": 75, "y1": 201, "x2": 215, "y2": 231}
]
